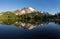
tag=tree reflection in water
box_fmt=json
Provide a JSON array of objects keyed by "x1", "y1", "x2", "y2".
[{"x1": 0, "y1": 19, "x2": 60, "y2": 30}]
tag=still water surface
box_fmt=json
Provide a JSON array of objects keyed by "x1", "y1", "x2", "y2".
[{"x1": 0, "y1": 20, "x2": 60, "y2": 39}]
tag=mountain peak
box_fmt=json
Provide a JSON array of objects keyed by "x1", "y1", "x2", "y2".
[
  {"x1": 10, "y1": 7, "x2": 42, "y2": 15},
  {"x1": 28, "y1": 7, "x2": 36, "y2": 12},
  {"x1": 14, "y1": 7, "x2": 39, "y2": 15}
]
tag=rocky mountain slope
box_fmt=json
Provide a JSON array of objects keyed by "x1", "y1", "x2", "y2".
[{"x1": 13, "y1": 7, "x2": 42, "y2": 15}]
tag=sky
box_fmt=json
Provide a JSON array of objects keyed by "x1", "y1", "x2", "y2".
[{"x1": 0, "y1": 0, "x2": 60, "y2": 15}]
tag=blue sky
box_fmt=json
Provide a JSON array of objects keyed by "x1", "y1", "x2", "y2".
[{"x1": 0, "y1": 0, "x2": 60, "y2": 14}]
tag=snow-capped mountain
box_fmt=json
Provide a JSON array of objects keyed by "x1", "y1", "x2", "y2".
[
  {"x1": 28, "y1": 7, "x2": 37, "y2": 12},
  {"x1": 14, "y1": 7, "x2": 39, "y2": 15}
]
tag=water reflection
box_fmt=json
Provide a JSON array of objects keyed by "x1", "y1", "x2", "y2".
[
  {"x1": 0, "y1": 19, "x2": 49, "y2": 30},
  {"x1": 0, "y1": 19, "x2": 60, "y2": 39},
  {"x1": 0, "y1": 19, "x2": 60, "y2": 30},
  {"x1": 55, "y1": 21, "x2": 60, "y2": 25}
]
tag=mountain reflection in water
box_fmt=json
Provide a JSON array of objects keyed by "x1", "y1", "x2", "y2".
[
  {"x1": 0, "y1": 19, "x2": 60, "y2": 39},
  {"x1": 0, "y1": 19, "x2": 60, "y2": 30},
  {"x1": 0, "y1": 19, "x2": 48, "y2": 30}
]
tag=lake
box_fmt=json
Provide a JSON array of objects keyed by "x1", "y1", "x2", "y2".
[{"x1": 0, "y1": 20, "x2": 60, "y2": 39}]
